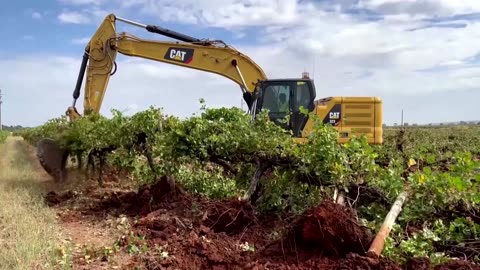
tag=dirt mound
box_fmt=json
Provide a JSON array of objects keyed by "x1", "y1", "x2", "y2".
[
  {"x1": 134, "y1": 208, "x2": 184, "y2": 246},
  {"x1": 138, "y1": 175, "x2": 184, "y2": 203},
  {"x1": 87, "y1": 175, "x2": 189, "y2": 216},
  {"x1": 130, "y1": 198, "x2": 388, "y2": 269},
  {"x1": 246, "y1": 253, "x2": 402, "y2": 270},
  {"x1": 202, "y1": 198, "x2": 257, "y2": 235},
  {"x1": 45, "y1": 190, "x2": 75, "y2": 206},
  {"x1": 132, "y1": 219, "x2": 250, "y2": 270},
  {"x1": 257, "y1": 200, "x2": 374, "y2": 265},
  {"x1": 405, "y1": 257, "x2": 431, "y2": 270},
  {"x1": 434, "y1": 260, "x2": 480, "y2": 270},
  {"x1": 334, "y1": 254, "x2": 401, "y2": 270},
  {"x1": 42, "y1": 175, "x2": 480, "y2": 270},
  {"x1": 404, "y1": 257, "x2": 480, "y2": 270},
  {"x1": 298, "y1": 200, "x2": 373, "y2": 257}
]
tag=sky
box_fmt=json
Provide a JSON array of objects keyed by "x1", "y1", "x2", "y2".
[{"x1": 1, "y1": 0, "x2": 480, "y2": 126}]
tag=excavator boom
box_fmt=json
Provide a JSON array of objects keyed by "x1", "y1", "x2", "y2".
[{"x1": 67, "y1": 14, "x2": 267, "y2": 119}]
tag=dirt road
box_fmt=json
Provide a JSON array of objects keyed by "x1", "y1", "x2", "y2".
[
  {"x1": 0, "y1": 137, "x2": 133, "y2": 269},
  {"x1": 0, "y1": 137, "x2": 67, "y2": 269}
]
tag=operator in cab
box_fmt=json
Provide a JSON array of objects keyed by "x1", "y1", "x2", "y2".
[{"x1": 278, "y1": 93, "x2": 289, "y2": 112}]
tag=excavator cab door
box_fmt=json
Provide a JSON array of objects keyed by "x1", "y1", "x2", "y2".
[{"x1": 254, "y1": 79, "x2": 316, "y2": 137}]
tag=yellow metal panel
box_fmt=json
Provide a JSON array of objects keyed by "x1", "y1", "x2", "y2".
[{"x1": 305, "y1": 96, "x2": 383, "y2": 144}]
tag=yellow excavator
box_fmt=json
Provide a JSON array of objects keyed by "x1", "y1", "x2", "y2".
[{"x1": 36, "y1": 13, "x2": 383, "y2": 181}]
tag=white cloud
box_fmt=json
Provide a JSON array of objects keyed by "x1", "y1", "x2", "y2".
[
  {"x1": 110, "y1": 0, "x2": 480, "y2": 76},
  {"x1": 71, "y1": 37, "x2": 90, "y2": 45},
  {"x1": 233, "y1": 32, "x2": 246, "y2": 39},
  {"x1": 58, "y1": 11, "x2": 91, "y2": 24},
  {"x1": 2, "y1": 43, "x2": 480, "y2": 127},
  {"x1": 119, "y1": 0, "x2": 303, "y2": 27},
  {"x1": 5, "y1": 0, "x2": 480, "y2": 126},
  {"x1": 126, "y1": 103, "x2": 138, "y2": 110},
  {"x1": 32, "y1": 12, "x2": 42, "y2": 19},
  {"x1": 360, "y1": 0, "x2": 480, "y2": 16},
  {"x1": 58, "y1": 0, "x2": 107, "y2": 5},
  {"x1": 0, "y1": 54, "x2": 246, "y2": 126},
  {"x1": 57, "y1": 6, "x2": 109, "y2": 24}
]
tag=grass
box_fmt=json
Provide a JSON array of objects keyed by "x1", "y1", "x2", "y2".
[{"x1": 0, "y1": 136, "x2": 70, "y2": 270}]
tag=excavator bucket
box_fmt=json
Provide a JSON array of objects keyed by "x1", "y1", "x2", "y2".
[{"x1": 36, "y1": 138, "x2": 69, "y2": 182}]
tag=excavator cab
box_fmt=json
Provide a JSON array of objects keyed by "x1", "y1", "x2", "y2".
[{"x1": 253, "y1": 78, "x2": 316, "y2": 137}]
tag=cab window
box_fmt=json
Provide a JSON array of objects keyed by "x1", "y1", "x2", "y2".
[
  {"x1": 262, "y1": 84, "x2": 291, "y2": 114},
  {"x1": 294, "y1": 81, "x2": 312, "y2": 112}
]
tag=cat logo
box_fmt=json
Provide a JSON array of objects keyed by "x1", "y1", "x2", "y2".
[
  {"x1": 323, "y1": 104, "x2": 342, "y2": 126},
  {"x1": 164, "y1": 47, "x2": 194, "y2": 64},
  {"x1": 329, "y1": 112, "x2": 340, "y2": 119}
]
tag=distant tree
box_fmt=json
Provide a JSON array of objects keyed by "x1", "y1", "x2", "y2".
[{"x1": 1, "y1": 125, "x2": 25, "y2": 131}]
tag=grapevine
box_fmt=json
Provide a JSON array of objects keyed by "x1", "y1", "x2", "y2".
[
  {"x1": 0, "y1": 130, "x2": 8, "y2": 143},
  {"x1": 14, "y1": 102, "x2": 480, "y2": 266}
]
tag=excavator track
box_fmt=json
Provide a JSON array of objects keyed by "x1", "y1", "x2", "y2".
[{"x1": 36, "y1": 138, "x2": 69, "y2": 182}]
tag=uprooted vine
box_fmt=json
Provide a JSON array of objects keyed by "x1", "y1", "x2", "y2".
[{"x1": 14, "y1": 101, "x2": 480, "y2": 265}]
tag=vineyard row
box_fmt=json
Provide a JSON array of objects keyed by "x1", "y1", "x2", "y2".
[{"x1": 13, "y1": 105, "x2": 480, "y2": 265}]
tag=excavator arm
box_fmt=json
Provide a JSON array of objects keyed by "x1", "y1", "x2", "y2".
[{"x1": 67, "y1": 13, "x2": 268, "y2": 120}]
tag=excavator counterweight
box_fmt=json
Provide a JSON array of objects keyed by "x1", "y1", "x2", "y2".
[{"x1": 37, "y1": 13, "x2": 383, "y2": 181}]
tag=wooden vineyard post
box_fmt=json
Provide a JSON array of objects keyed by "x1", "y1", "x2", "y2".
[
  {"x1": 335, "y1": 188, "x2": 346, "y2": 206},
  {"x1": 367, "y1": 189, "x2": 409, "y2": 257},
  {"x1": 335, "y1": 190, "x2": 345, "y2": 206}
]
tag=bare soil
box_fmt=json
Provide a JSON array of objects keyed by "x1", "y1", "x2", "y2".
[{"x1": 43, "y1": 173, "x2": 480, "y2": 270}]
